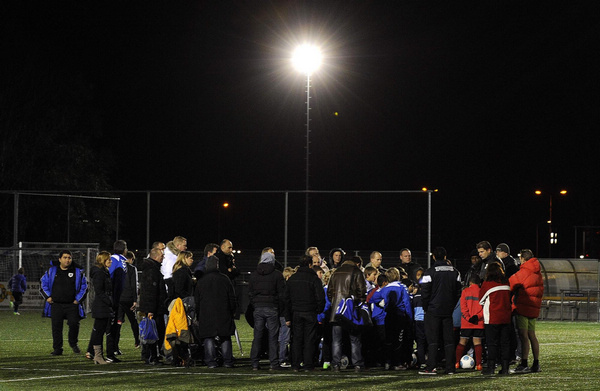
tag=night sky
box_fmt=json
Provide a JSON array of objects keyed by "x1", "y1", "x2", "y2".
[{"x1": 3, "y1": 2, "x2": 600, "y2": 260}]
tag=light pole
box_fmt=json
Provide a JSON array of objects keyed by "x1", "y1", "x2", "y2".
[
  {"x1": 535, "y1": 189, "x2": 567, "y2": 257},
  {"x1": 217, "y1": 202, "x2": 229, "y2": 240},
  {"x1": 292, "y1": 44, "x2": 321, "y2": 248}
]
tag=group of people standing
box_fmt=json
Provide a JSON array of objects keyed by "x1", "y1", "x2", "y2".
[{"x1": 37, "y1": 238, "x2": 543, "y2": 377}]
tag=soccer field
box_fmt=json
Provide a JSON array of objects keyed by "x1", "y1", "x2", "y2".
[{"x1": 0, "y1": 311, "x2": 599, "y2": 390}]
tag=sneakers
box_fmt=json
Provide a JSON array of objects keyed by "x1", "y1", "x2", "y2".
[
  {"x1": 531, "y1": 363, "x2": 541, "y2": 373},
  {"x1": 322, "y1": 362, "x2": 330, "y2": 370},
  {"x1": 512, "y1": 365, "x2": 531, "y2": 374},
  {"x1": 9, "y1": 301, "x2": 14, "y2": 308},
  {"x1": 419, "y1": 368, "x2": 437, "y2": 375},
  {"x1": 106, "y1": 356, "x2": 121, "y2": 363},
  {"x1": 455, "y1": 362, "x2": 460, "y2": 369},
  {"x1": 71, "y1": 345, "x2": 81, "y2": 354},
  {"x1": 280, "y1": 362, "x2": 292, "y2": 368},
  {"x1": 13, "y1": 312, "x2": 20, "y2": 315},
  {"x1": 354, "y1": 366, "x2": 364, "y2": 373},
  {"x1": 393, "y1": 365, "x2": 407, "y2": 371},
  {"x1": 114, "y1": 349, "x2": 123, "y2": 356},
  {"x1": 50, "y1": 350, "x2": 63, "y2": 356}
]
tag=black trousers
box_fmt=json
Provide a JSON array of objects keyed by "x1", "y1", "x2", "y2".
[
  {"x1": 485, "y1": 323, "x2": 510, "y2": 363},
  {"x1": 424, "y1": 313, "x2": 455, "y2": 372},
  {"x1": 291, "y1": 311, "x2": 318, "y2": 370},
  {"x1": 90, "y1": 317, "x2": 111, "y2": 346},
  {"x1": 118, "y1": 301, "x2": 140, "y2": 345},
  {"x1": 50, "y1": 302, "x2": 80, "y2": 351}
]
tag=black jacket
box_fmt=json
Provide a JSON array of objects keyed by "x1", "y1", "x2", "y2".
[
  {"x1": 138, "y1": 258, "x2": 168, "y2": 315},
  {"x1": 119, "y1": 262, "x2": 138, "y2": 304},
  {"x1": 500, "y1": 255, "x2": 520, "y2": 279},
  {"x1": 248, "y1": 262, "x2": 285, "y2": 311},
  {"x1": 194, "y1": 257, "x2": 237, "y2": 338},
  {"x1": 215, "y1": 249, "x2": 240, "y2": 280},
  {"x1": 284, "y1": 266, "x2": 325, "y2": 321},
  {"x1": 399, "y1": 261, "x2": 422, "y2": 282},
  {"x1": 421, "y1": 259, "x2": 462, "y2": 317},
  {"x1": 171, "y1": 265, "x2": 194, "y2": 300},
  {"x1": 90, "y1": 266, "x2": 113, "y2": 319}
]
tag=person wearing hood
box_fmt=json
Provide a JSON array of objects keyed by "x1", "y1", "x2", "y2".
[
  {"x1": 87, "y1": 251, "x2": 114, "y2": 365},
  {"x1": 194, "y1": 255, "x2": 237, "y2": 368},
  {"x1": 328, "y1": 248, "x2": 345, "y2": 270},
  {"x1": 509, "y1": 249, "x2": 543, "y2": 374},
  {"x1": 161, "y1": 236, "x2": 188, "y2": 294},
  {"x1": 248, "y1": 252, "x2": 286, "y2": 370}
]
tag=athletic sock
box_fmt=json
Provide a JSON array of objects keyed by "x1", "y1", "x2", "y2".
[
  {"x1": 455, "y1": 344, "x2": 466, "y2": 364},
  {"x1": 521, "y1": 359, "x2": 528, "y2": 367},
  {"x1": 474, "y1": 344, "x2": 483, "y2": 366}
]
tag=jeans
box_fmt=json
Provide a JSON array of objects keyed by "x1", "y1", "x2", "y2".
[
  {"x1": 50, "y1": 302, "x2": 80, "y2": 351},
  {"x1": 204, "y1": 336, "x2": 234, "y2": 367},
  {"x1": 250, "y1": 307, "x2": 280, "y2": 368},
  {"x1": 424, "y1": 313, "x2": 455, "y2": 372},
  {"x1": 278, "y1": 316, "x2": 290, "y2": 364},
  {"x1": 332, "y1": 324, "x2": 363, "y2": 368},
  {"x1": 291, "y1": 311, "x2": 318, "y2": 370}
]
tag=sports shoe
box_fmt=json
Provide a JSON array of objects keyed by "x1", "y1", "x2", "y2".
[
  {"x1": 393, "y1": 365, "x2": 407, "y2": 371},
  {"x1": 9, "y1": 301, "x2": 14, "y2": 308},
  {"x1": 512, "y1": 365, "x2": 531, "y2": 374},
  {"x1": 419, "y1": 368, "x2": 437, "y2": 375},
  {"x1": 50, "y1": 350, "x2": 63, "y2": 356},
  {"x1": 322, "y1": 362, "x2": 330, "y2": 370},
  {"x1": 476, "y1": 364, "x2": 483, "y2": 371},
  {"x1": 114, "y1": 349, "x2": 123, "y2": 355},
  {"x1": 354, "y1": 366, "x2": 364, "y2": 373},
  {"x1": 14, "y1": 312, "x2": 20, "y2": 315},
  {"x1": 530, "y1": 363, "x2": 541, "y2": 373},
  {"x1": 446, "y1": 370, "x2": 455, "y2": 375},
  {"x1": 106, "y1": 356, "x2": 121, "y2": 363},
  {"x1": 455, "y1": 362, "x2": 460, "y2": 369},
  {"x1": 71, "y1": 345, "x2": 81, "y2": 354}
]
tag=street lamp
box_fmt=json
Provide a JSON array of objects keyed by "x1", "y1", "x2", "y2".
[
  {"x1": 535, "y1": 190, "x2": 567, "y2": 257},
  {"x1": 217, "y1": 202, "x2": 229, "y2": 240},
  {"x1": 292, "y1": 44, "x2": 321, "y2": 248}
]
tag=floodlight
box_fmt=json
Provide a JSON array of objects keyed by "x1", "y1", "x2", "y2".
[{"x1": 292, "y1": 44, "x2": 322, "y2": 75}]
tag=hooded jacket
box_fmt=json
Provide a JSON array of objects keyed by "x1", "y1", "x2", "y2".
[
  {"x1": 509, "y1": 257, "x2": 544, "y2": 318},
  {"x1": 40, "y1": 264, "x2": 88, "y2": 318},
  {"x1": 327, "y1": 248, "x2": 345, "y2": 270},
  {"x1": 90, "y1": 265, "x2": 114, "y2": 319},
  {"x1": 327, "y1": 260, "x2": 367, "y2": 322},
  {"x1": 194, "y1": 256, "x2": 237, "y2": 338},
  {"x1": 459, "y1": 284, "x2": 484, "y2": 329},
  {"x1": 248, "y1": 253, "x2": 285, "y2": 311}
]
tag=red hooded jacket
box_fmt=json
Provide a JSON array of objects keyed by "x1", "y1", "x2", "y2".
[
  {"x1": 509, "y1": 257, "x2": 544, "y2": 318},
  {"x1": 460, "y1": 284, "x2": 484, "y2": 329}
]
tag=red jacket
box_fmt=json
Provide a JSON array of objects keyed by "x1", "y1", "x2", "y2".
[
  {"x1": 460, "y1": 284, "x2": 484, "y2": 329},
  {"x1": 509, "y1": 258, "x2": 544, "y2": 318},
  {"x1": 479, "y1": 281, "x2": 512, "y2": 325}
]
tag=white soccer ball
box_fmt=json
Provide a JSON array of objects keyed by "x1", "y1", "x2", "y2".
[{"x1": 460, "y1": 354, "x2": 475, "y2": 369}]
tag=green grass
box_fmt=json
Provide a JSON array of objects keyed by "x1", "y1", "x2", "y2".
[{"x1": 1, "y1": 310, "x2": 599, "y2": 390}]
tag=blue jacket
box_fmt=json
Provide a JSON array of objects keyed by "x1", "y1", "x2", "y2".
[
  {"x1": 317, "y1": 285, "x2": 332, "y2": 323},
  {"x1": 412, "y1": 289, "x2": 424, "y2": 322},
  {"x1": 367, "y1": 287, "x2": 387, "y2": 326},
  {"x1": 369, "y1": 281, "x2": 413, "y2": 319},
  {"x1": 109, "y1": 254, "x2": 127, "y2": 307},
  {"x1": 9, "y1": 274, "x2": 27, "y2": 293},
  {"x1": 40, "y1": 265, "x2": 88, "y2": 318}
]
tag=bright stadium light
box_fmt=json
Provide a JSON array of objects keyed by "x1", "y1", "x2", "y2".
[{"x1": 293, "y1": 44, "x2": 322, "y2": 248}]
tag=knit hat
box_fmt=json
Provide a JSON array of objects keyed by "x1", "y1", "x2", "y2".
[
  {"x1": 260, "y1": 252, "x2": 275, "y2": 264},
  {"x1": 496, "y1": 243, "x2": 510, "y2": 254}
]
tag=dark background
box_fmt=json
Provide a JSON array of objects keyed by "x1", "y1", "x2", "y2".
[{"x1": 1, "y1": 1, "x2": 599, "y2": 261}]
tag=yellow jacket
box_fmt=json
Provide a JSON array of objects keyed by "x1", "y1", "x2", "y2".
[{"x1": 164, "y1": 297, "x2": 192, "y2": 354}]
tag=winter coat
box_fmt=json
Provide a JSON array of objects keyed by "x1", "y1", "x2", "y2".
[
  {"x1": 138, "y1": 258, "x2": 168, "y2": 315},
  {"x1": 109, "y1": 253, "x2": 128, "y2": 308},
  {"x1": 119, "y1": 262, "x2": 138, "y2": 304},
  {"x1": 248, "y1": 261, "x2": 285, "y2": 311},
  {"x1": 40, "y1": 265, "x2": 88, "y2": 318},
  {"x1": 327, "y1": 261, "x2": 367, "y2": 322},
  {"x1": 9, "y1": 274, "x2": 27, "y2": 293},
  {"x1": 399, "y1": 261, "x2": 422, "y2": 282},
  {"x1": 215, "y1": 248, "x2": 240, "y2": 281},
  {"x1": 161, "y1": 241, "x2": 180, "y2": 280},
  {"x1": 171, "y1": 266, "x2": 194, "y2": 300},
  {"x1": 479, "y1": 281, "x2": 512, "y2": 325},
  {"x1": 90, "y1": 266, "x2": 114, "y2": 319},
  {"x1": 194, "y1": 257, "x2": 237, "y2": 338},
  {"x1": 509, "y1": 257, "x2": 544, "y2": 318},
  {"x1": 460, "y1": 284, "x2": 484, "y2": 329},
  {"x1": 421, "y1": 259, "x2": 462, "y2": 317},
  {"x1": 284, "y1": 266, "x2": 325, "y2": 321},
  {"x1": 164, "y1": 297, "x2": 192, "y2": 356}
]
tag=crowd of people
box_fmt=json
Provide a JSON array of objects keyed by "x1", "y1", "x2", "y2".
[{"x1": 36, "y1": 237, "x2": 544, "y2": 376}]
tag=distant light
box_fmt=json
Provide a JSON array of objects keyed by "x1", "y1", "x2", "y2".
[
  {"x1": 560, "y1": 190, "x2": 567, "y2": 195},
  {"x1": 547, "y1": 220, "x2": 552, "y2": 224},
  {"x1": 223, "y1": 202, "x2": 229, "y2": 208},
  {"x1": 580, "y1": 255, "x2": 585, "y2": 259},
  {"x1": 334, "y1": 112, "x2": 339, "y2": 116},
  {"x1": 292, "y1": 44, "x2": 322, "y2": 75},
  {"x1": 422, "y1": 187, "x2": 428, "y2": 192},
  {"x1": 535, "y1": 190, "x2": 542, "y2": 195}
]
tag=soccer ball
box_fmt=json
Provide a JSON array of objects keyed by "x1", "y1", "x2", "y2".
[{"x1": 460, "y1": 354, "x2": 475, "y2": 369}]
